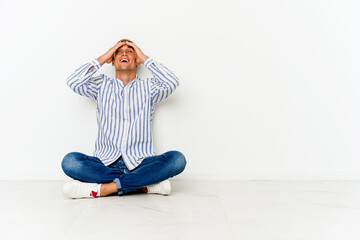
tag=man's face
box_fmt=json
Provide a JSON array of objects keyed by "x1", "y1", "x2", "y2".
[{"x1": 112, "y1": 45, "x2": 137, "y2": 71}]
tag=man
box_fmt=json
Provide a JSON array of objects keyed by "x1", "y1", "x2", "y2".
[{"x1": 62, "y1": 39, "x2": 186, "y2": 198}]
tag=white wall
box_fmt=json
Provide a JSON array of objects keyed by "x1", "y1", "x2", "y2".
[{"x1": 1, "y1": 0, "x2": 359, "y2": 180}]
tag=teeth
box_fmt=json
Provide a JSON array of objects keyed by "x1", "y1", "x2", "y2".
[{"x1": 121, "y1": 59, "x2": 128, "y2": 62}]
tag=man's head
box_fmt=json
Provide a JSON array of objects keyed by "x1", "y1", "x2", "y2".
[
  {"x1": 112, "y1": 39, "x2": 137, "y2": 72},
  {"x1": 118, "y1": 38, "x2": 133, "y2": 44}
]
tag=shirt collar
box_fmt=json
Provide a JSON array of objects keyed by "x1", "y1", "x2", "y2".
[{"x1": 115, "y1": 74, "x2": 138, "y2": 87}]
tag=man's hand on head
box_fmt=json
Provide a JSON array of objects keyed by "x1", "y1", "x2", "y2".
[
  {"x1": 97, "y1": 41, "x2": 126, "y2": 66},
  {"x1": 125, "y1": 41, "x2": 148, "y2": 66}
]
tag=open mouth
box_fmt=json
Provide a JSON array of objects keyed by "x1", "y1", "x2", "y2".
[{"x1": 120, "y1": 59, "x2": 129, "y2": 63}]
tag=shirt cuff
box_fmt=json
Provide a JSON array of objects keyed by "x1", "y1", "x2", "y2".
[
  {"x1": 143, "y1": 57, "x2": 153, "y2": 68},
  {"x1": 90, "y1": 58, "x2": 102, "y2": 71}
]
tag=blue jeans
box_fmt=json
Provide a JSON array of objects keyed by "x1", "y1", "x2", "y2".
[{"x1": 61, "y1": 151, "x2": 186, "y2": 195}]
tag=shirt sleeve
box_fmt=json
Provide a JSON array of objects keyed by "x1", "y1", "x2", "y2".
[
  {"x1": 66, "y1": 58, "x2": 105, "y2": 100},
  {"x1": 144, "y1": 57, "x2": 180, "y2": 105}
]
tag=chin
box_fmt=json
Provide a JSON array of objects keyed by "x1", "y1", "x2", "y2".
[{"x1": 116, "y1": 67, "x2": 136, "y2": 71}]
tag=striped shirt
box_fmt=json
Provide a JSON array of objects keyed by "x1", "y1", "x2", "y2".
[{"x1": 67, "y1": 57, "x2": 179, "y2": 170}]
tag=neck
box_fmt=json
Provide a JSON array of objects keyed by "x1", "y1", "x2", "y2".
[{"x1": 115, "y1": 70, "x2": 136, "y2": 85}]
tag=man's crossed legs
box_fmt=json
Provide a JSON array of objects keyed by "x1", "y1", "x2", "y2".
[{"x1": 61, "y1": 151, "x2": 186, "y2": 198}]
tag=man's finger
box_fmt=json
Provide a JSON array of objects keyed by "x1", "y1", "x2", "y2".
[
  {"x1": 110, "y1": 42, "x2": 126, "y2": 58},
  {"x1": 113, "y1": 41, "x2": 125, "y2": 51},
  {"x1": 128, "y1": 41, "x2": 148, "y2": 64},
  {"x1": 125, "y1": 41, "x2": 140, "y2": 51},
  {"x1": 126, "y1": 41, "x2": 144, "y2": 57}
]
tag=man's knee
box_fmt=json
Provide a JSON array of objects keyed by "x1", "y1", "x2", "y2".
[
  {"x1": 61, "y1": 152, "x2": 83, "y2": 177},
  {"x1": 166, "y1": 151, "x2": 187, "y2": 174}
]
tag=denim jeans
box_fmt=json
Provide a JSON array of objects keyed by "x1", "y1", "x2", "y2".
[{"x1": 61, "y1": 151, "x2": 186, "y2": 195}]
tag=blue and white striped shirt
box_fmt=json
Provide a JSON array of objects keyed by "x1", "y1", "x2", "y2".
[{"x1": 67, "y1": 57, "x2": 179, "y2": 170}]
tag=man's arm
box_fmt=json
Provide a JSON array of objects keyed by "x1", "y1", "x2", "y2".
[
  {"x1": 145, "y1": 58, "x2": 179, "y2": 105},
  {"x1": 126, "y1": 41, "x2": 179, "y2": 105},
  {"x1": 66, "y1": 59, "x2": 104, "y2": 99},
  {"x1": 67, "y1": 41, "x2": 126, "y2": 99}
]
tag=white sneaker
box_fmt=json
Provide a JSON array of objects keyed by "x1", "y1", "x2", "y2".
[
  {"x1": 146, "y1": 180, "x2": 171, "y2": 195},
  {"x1": 63, "y1": 180, "x2": 99, "y2": 199}
]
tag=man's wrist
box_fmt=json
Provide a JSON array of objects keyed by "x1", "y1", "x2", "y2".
[
  {"x1": 88, "y1": 58, "x2": 102, "y2": 71},
  {"x1": 140, "y1": 56, "x2": 149, "y2": 65},
  {"x1": 143, "y1": 57, "x2": 153, "y2": 68},
  {"x1": 97, "y1": 55, "x2": 107, "y2": 66}
]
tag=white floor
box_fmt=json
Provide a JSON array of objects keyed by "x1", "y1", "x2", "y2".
[{"x1": 1, "y1": 180, "x2": 360, "y2": 240}]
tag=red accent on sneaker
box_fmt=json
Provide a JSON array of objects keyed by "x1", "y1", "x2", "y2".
[
  {"x1": 91, "y1": 191, "x2": 98, "y2": 197},
  {"x1": 140, "y1": 187, "x2": 148, "y2": 193}
]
